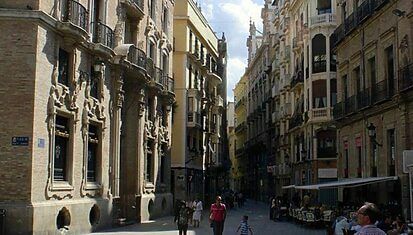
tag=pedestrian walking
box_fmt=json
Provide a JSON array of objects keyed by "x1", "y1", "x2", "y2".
[
  {"x1": 210, "y1": 196, "x2": 227, "y2": 235},
  {"x1": 236, "y1": 215, "x2": 254, "y2": 235},
  {"x1": 270, "y1": 198, "x2": 276, "y2": 220},
  {"x1": 174, "y1": 201, "x2": 191, "y2": 235},
  {"x1": 192, "y1": 198, "x2": 203, "y2": 228}
]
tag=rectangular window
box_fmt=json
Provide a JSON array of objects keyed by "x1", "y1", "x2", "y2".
[
  {"x1": 354, "y1": 66, "x2": 362, "y2": 93},
  {"x1": 317, "y1": 0, "x2": 332, "y2": 14},
  {"x1": 87, "y1": 124, "x2": 99, "y2": 182},
  {"x1": 189, "y1": 31, "x2": 193, "y2": 52},
  {"x1": 54, "y1": 115, "x2": 70, "y2": 181},
  {"x1": 188, "y1": 65, "x2": 192, "y2": 88},
  {"x1": 388, "y1": 129, "x2": 395, "y2": 175},
  {"x1": 385, "y1": 45, "x2": 394, "y2": 95},
  {"x1": 342, "y1": 75, "x2": 348, "y2": 100},
  {"x1": 58, "y1": 49, "x2": 69, "y2": 86},
  {"x1": 160, "y1": 154, "x2": 165, "y2": 183}
]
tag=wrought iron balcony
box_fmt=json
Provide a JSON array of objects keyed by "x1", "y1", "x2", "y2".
[
  {"x1": 357, "y1": 88, "x2": 370, "y2": 110},
  {"x1": 372, "y1": 80, "x2": 389, "y2": 103},
  {"x1": 162, "y1": 75, "x2": 174, "y2": 93},
  {"x1": 333, "y1": 101, "x2": 344, "y2": 120},
  {"x1": 344, "y1": 95, "x2": 356, "y2": 114},
  {"x1": 91, "y1": 22, "x2": 114, "y2": 48},
  {"x1": 61, "y1": 0, "x2": 89, "y2": 31},
  {"x1": 399, "y1": 63, "x2": 413, "y2": 91},
  {"x1": 127, "y1": 46, "x2": 147, "y2": 69},
  {"x1": 332, "y1": 0, "x2": 389, "y2": 47},
  {"x1": 145, "y1": 57, "x2": 155, "y2": 78}
]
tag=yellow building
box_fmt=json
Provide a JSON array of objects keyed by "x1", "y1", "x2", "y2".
[
  {"x1": 172, "y1": 0, "x2": 227, "y2": 203},
  {"x1": 233, "y1": 75, "x2": 248, "y2": 193}
]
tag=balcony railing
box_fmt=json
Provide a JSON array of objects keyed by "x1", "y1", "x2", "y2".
[
  {"x1": 153, "y1": 67, "x2": 163, "y2": 84},
  {"x1": 162, "y1": 75, "x2": 174, "y2": 93},
  {"x1": 127, "y1": 46, "x2": 146, "y2": 69},
  {"x1": 310, "y1": 13, "x2": 336, "y2": 27},
  {"x1": 145, "y1": 57, "x2": 155, "y2": 77},
  {"x1": 333, "y1": 0, "x2": 389, "y2": 47},
  {"x1": 91, "y1": 22, "x2": 114, "y2": 48},
  {"x1": 357, "y1": 88, "x2": 370, "y2": 110},
  {"x1": 399, "y1": 63, "x2": 413, "y2": 91},
  {"x1": 372, "y1": 80, "x2": 388, "y2": 103},
  {"x1": 344, "y1": 95, "x2": 356, "y2": 114},
  {"x1": 333, "y1": 102, "x2": 344, "y2": 120},
  {"x1": 62, "y1": 0, "x2": 89, "y2": 31}
]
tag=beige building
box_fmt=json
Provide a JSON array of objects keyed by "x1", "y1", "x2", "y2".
[
  {"x1": 172, "y1": 0, "x2": 228, "y2": 204},
  {"x1": 241, "y1": 0, "x2": 338, "y2": 203},
  {"x1": 333, "y1": 0, "x2": 413, "y2": 217},
  {"x1": 233, "y1": 75, "x2": 248, "y2": 193},
  {"x1": 0, "y1": 0, "x2": 175, "y2": 233}
]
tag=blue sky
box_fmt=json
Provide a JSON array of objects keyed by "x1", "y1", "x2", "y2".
[{"x1": 198, "y1": 0, "x2": 264, "y2": 102}]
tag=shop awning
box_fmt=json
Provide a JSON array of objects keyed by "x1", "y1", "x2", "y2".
[
  {"x1": 293, "y1": 176, "x2": 398, "y2": 190},
  {"x1": 282, "y1": 185, "x2": 296, "y2": 189}
]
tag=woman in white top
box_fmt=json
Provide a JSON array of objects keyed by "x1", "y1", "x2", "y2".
[{"x1": 192, "y1": 199, "x2": 203, "y2": 228}]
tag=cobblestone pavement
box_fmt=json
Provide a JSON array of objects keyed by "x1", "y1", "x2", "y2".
[{"x1": 92, "y1": 201, "x2": 325, "y2": 235}]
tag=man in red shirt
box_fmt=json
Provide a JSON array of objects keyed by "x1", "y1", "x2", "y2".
[{"x1": 210, "y1": 196, "x2": 227, "y2": 235}]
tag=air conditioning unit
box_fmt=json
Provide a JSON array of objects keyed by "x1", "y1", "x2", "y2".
[{"x1": 402, "y1": 150, "x2": 413, "y2": 173}]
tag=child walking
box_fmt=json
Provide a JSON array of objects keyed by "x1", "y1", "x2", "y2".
[{"x1": 236, "y1": 215, "x2": 254, "y2": 235}]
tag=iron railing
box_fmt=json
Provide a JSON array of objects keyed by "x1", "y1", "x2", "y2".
[
  {"x1": 127, "y1": 46, "x2": 146, "y2": 69},
  {"x1": 153, "y1": 67, "x2": 163, "y2": 84},
  {"x1": 162, "y1": 75, "x2": 174, "y2": 93},
  {"x1": 357, "y1": 88, "x2": 370, "y2": 110},
  {"x1": 399, "y1": 63, "x2": 413, "y2": 91},
  {"x1": 62, "y1": 0, "x2": 89, "y2": 31},
  {"x1": 91, "y1": 22, "x2": 114, "y2": 48},
  {"x1": 372, "y1": 80, "x2": 388, "y2": 103},
  {"x1": 145, "y1": 57, "x2": 155, "y2": 78},
  {"x1": 344, "y1": 95, "x2": 356, "y2": 114},
  {"x1": 332, "y1": 0, "x2": 389, "y2": 47},
  {"x1": 333, "y1": 102, "x2": 344, "y2": 120}
]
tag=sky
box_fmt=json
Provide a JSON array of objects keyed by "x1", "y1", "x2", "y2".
[{"x1": 197, "y1": 0, "x2": 264, "y2": 102}]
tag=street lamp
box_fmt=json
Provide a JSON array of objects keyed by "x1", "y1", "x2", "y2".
[{"x1": 367, "y1": 123, "x2": 382, "y2": 146}]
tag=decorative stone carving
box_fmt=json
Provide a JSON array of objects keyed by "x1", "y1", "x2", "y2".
[{"x1": 400, "y1": 35, "x2": 410, "y2": 67}]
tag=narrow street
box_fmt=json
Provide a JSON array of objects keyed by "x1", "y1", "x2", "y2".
[{"x1": 92, "y1": 201, "x2": 325, "y2": 235}]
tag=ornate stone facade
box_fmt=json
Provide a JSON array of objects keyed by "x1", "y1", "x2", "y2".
[{"x1": 0, "y1": 0, "x2": 175, "y2": 233}]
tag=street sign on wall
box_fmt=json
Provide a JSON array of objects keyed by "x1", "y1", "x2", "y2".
[{"x1": 11, "y1": 137, "x2": 29, "y2": 146}]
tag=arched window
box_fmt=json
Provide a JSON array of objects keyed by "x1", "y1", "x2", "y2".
[{"x1": 312, "y1": 34, "x2": 326, "y2": 74}]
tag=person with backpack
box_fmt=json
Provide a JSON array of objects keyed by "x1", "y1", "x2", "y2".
[{"x1": 174, "y1": 201, "x2": 191, "y2": 235}]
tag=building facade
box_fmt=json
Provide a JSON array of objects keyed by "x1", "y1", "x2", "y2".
[
  {"x1": 332, "y1": 0, "x2": 413, "y2": 218},
  {"x1": 240, "y1": 0, "x2": 338, "y2": 204},
  {"x1": 0, "y1": 0, "x2": 175, "y2": 233},
  {"x1": 233, "y1": 75, "x2": 249, "y2": 194},
  {"x1": 172, "y1": 0, "x2": 228, "y2": 205}
]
